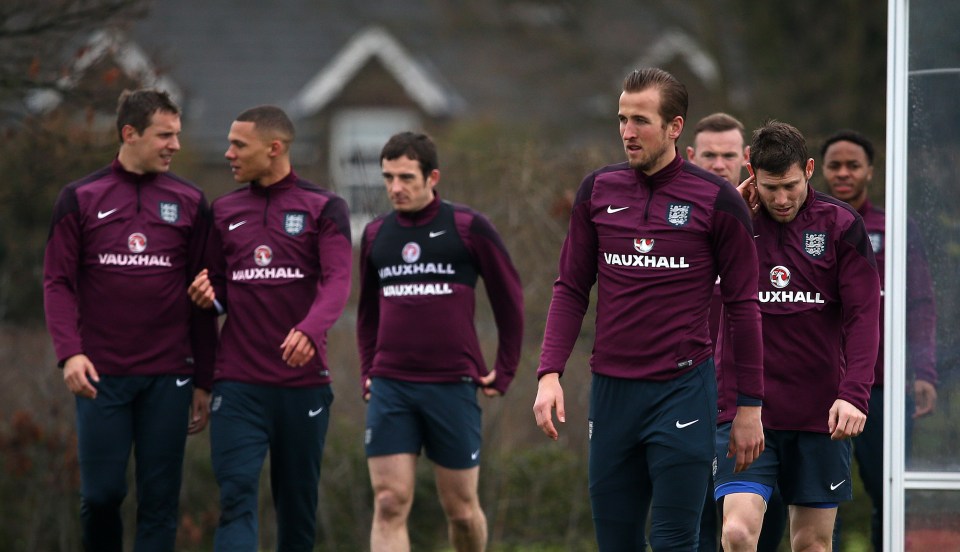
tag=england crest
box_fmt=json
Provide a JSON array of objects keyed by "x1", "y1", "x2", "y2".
[
  {"x1": 284, "y1": 211, "x2": 306, "y2": 236},
  {"x1": 159, "y1": 201, "x2": 179, "y2": 223},
  {"x1": 666, "y1": 203, "x2": 692, "y2": 227},
  {"x1": 803, "y1": 231, "x2": 828, "y2": 258}
]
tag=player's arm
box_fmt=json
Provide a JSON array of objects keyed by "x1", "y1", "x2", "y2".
[
  {"x1": 43, "y1": 187, "x2": 97, "y2": 393},
  {"x1": 905, "y1": 219, "x2": 938, "y2": 417},
  {"x1": 712, "y1": 183, "x2": 765, "y2": 468},
  {"x1": 534, "y1": 176, "x2": 598, "y2": 438},
  {"x1": 356, "y1": 222, "x2": 381, "y2": 400},
  {"x1": 287, "y1": 196, "x2": 352, "y2": 367},
  {"x1": 466, "y1": 213, "x2": 524, "y2": 396},
  {"x1": 832, "y1": 215, "x2": 881, "y2": 439},
  {"x1": 185, "y1": 195, "x2": 218, "y2": 392}
]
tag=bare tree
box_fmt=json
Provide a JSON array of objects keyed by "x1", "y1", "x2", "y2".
[{"x1": 0, "y1": 0, "x2": 146, "y2": 106}]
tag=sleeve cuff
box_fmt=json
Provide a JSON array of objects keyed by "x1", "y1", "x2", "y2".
[{"x1": 736, "y1": 393, "x2": 763, "y2": 407}]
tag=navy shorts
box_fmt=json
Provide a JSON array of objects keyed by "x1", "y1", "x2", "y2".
[
  {"x1": 365, "y1": 377, "x2": 482, "y2": 469},
  {"x1": 714, "y1": 423, "x2": 852, "y2": 505}
]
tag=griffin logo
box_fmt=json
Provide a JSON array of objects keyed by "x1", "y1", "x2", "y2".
[
  {"x1": 254, "y1": 245, "x2": 273, "y2": 267},
  {"x1": 770, "y1": 265, "x2": 791, "y2": 289},
  {"x1": 634, "y1": 238, "x2": 654, "y2": 253}
]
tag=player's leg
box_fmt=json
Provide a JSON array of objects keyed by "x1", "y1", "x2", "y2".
[
  {"x1": 714, "y1": 423, "x2": 779, "y2": 552},
  {"x1": 365, "y1": 378, "x2": 423, "y2": 551},
  {"x1": 756, "y1": 484, "x2": 788, "y2": 552},
  {"x1": 76, "y1": 375, "x2": 136, "y2": 552},
  {"x1": 131, "y1": 374, "x2": 193, "y2": 551},
  {"x1": 698, "y1": 473, "x2": 720, "y2": 551},
  {"x1": 434, "y1": 466, "x2": 485, "y2": 552},
  {"x1": 852, "y1": 387, "x2": 885, "y2": 552},
  {"x1": 210, "y1": 381, "x2": 270, "y2": 552},
  {"x1": 270, "y1": 384, "x2": 333, "y2": 551},
  {"x1": 647, "y1": 358, "x2": 718, "y2": 551},
  {"x1": 789, "y1": 505, "x2": 837, "y2": 552},
  {"x1": 588, "y1": 374, "x2": 650, "y2": 550},
  {"x1": 369, "y1": 455, "x2": 417, "y2": 551},
  {"x1": 720, "y1": 493, "x2": 768, "y2": 551},
  {"x1": 421, "y1": 381, "x2": 486, "y2": 551},
  {"x1": 781, "y1": 431, "x2": 851, "y2": 552}
]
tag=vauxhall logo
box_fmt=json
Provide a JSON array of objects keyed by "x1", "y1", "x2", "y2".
[
  {"x1": 603, "y1": 237, "x2": 689, "y2": 269},
  {"x1": 760, "y1": 265, "x2": 824, "y2": 304}
]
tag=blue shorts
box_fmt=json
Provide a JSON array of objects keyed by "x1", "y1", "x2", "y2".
[
  {"x1": 365, "y1": 377, "x2": 482, "y2": 469},
  {"x1": 714, "y1": 423, "x2": 851, "y2": 506}
]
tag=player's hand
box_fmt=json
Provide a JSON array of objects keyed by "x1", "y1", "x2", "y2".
[
  {"x1": 737, "y1": 163, "x2": 759, "y2": 215},
  {"x1": 188, "y1": 269, "x2": 216, "y2": 309},
  {"x1": 913, "y1": 380, "x2": 938, "y2": 419},
  {"x1": 188, "y1": 387, "x2": 211, "y2": 434},
  {"x1": 63, "y1": 354, "x2": 99, "y2": 399},
  {"x1": 280, "y1": 328, "x2": 316, "y2": 367},
  {"x1": 533, "y1": 372, "x2": 565, "y2": 440},
  {"x1": 828, "y1": 398, "x2": 866, "y2": 440},
  {"x1": 728, "y1": 405, "x2": 764, "y2": 473},
  {"x1": 363, "y1": 377, "x2": 372, "y2": 402},
  {"x1": 479, "y1": 370, "x2": 501, "y2": 397}
]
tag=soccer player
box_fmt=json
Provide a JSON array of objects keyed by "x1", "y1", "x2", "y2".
[
  {"x1": 822, "y1": 129, "x2": 937, "y2": 551},
  {"x1": 687, "y1": 113, "x2": 787, "y2": 552},
  {"x1": 533, "y1": 68, "x2": 764, "y2": 550},
  {"x1": 357, "y1": 131, "x2": 523, "y2": 551},
  {"x1": 43, "y1": 88, "x2": 216, "y2": 551},
  {"x1": 188, "y1": 106, "x2": 352, "y2": 551},
  {"x1": 715, "y1": 121, "x2": 881, "y2": 552}
]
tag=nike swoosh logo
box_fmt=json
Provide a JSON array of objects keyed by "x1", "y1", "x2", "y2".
[
  {"x1": 471, "y1": 449, "x2": 480, "y2": 460},
  {"x1": 429, "y1": 230, "x2": 447, "y2": 238},
  {"x1": 98, "y1": 208, "x2": 118, "y2": 219},
  {"x1": 607, "y1": 206, "x2": 630, "y2": 214},
  {"x1": 308, "y1": 407, "x2": 324, "y2": 417},
  {"x1": 175, "y1": 378, "x2": 191, "y2": 387},
  {"x1": 228, "y1": 220, "x2": 247, "y2": 231},
  {"x1": 830, "y1": 480, "x2": 846, "y2": 491},
  {"x1": 675, "y1": 419, "x2": 699, "y2": 429}
]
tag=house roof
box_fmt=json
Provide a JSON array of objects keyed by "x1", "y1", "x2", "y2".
[
  {"x1": 25, "y1": 29, "x2": 183, "y2": 113},
  {"x1": 288, "y1": 25, "x2": 463, "y2": 119}
]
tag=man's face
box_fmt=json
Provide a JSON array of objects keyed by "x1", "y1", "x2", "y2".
[
  {"x1": 123, "y1": 110, "x2": 181, "y2": 174},
  {"x1": 686, "y1": 129, "x2": 747, "y2": 185},
  {"x1": 756, "y1": 159, "x2": 814, "y2": 223},
  {"x1": 822, "y1": 140, "x2": 872, "y2": 209},
  {"x1": 618, "y1": 88, "x2": 680, "y2": 174},
  {"x1": 224, "y1": 121, "x2": 273, "y2": 183},
  {"x1": 382, "y1": 155, "x2": 437, "y2": 213}
]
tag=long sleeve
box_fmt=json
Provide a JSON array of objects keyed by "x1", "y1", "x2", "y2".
[
  {"x1": 43, "y1": 186, "x2": 84, "y2": 365},
  {"x1": 537, "y1": 177, "x2": 597, "y2": 378},
  {"x1": 295, "y1": 196, "x2": 352, "y2": 347},
  {"x1": 468, "y1": 214, "x2": 524, "y2": 394},
  {"x1": 186, "y1": 196, "x2": 218, "y2": 390},
  {"x1": 712, "y1": 184, "x2": 764, "y2": 403},
  {"x1": 837, "y1": 219, "x2": 881, "y2": 413},
  {"x1": 356, "y1": 222, "x2": 382, "y2": 390}
]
